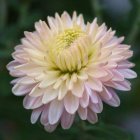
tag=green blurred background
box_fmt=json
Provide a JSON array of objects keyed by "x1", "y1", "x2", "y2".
[{"x1": 0, "y1": 0, "x2": 140, "y2": 140}]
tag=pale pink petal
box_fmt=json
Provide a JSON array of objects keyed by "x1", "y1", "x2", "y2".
[
  {"x1": 89, "y1": 97, "x2": 103, "y2": 113},
  {"x1": 87, "y1": 109, "x2": 98, "y2": 124},
  {"x1": 40, "y1": 105, "x2": 49, "y2": 125},
  {"x1": 99, "y1": 86, "x2": 112, "y2": 100},
  {"x1": 89, "y1": 90, "x2": 99, "y2": 104},
  {"x1": 103, "y1": 88, "x2": 120, "y2": 107},
  {"x1": 78, "y1": 106, "x2": 87, "y2": 120},
  {"x1": 64, "y1": 92, "x2": 79, "y2": 114},
  {"x1": 23, "y1": 95, "x2": 43, "y2": 109},
  {"x1": 86, "y1": 78, "x2": 103, "y2": 92},
  {"x1": 88, "y1": 67, "x2": 108, "y2": 78},
  {"x1": 12, "y1": 84, "x2": 33, "y2": 96},
  {"x1": 111, "y1": 80, "x2": 131, "y2": 91},
  {"x1": 117, "y1": 61, "x2": 135, "y2": 69},
  {"x1": 31, "y1": 106, "x2": 44, "y2": 124},
  {"x1": 80, "y1": 89, "x2": 89, "y2": 108},
  {"x1": 111, "y1": 69, "x2": 124, "y2": 81},
  {"x1": 44, "y1": 123, "x2": 58, "y2": 133},
  {"x1": 118, "y1": 69, "x2": 137, "y2": 79},
  {"x1": 61, "y1": 109, "x2": 75, "y2": 129},
  {"x1": 48, "y1": 99, "x2": 64, "y2": 125}
]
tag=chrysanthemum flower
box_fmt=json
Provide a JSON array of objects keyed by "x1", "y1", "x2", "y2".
[{"x1": 7, "y1": 11, "x2": 137, "y2": 132}]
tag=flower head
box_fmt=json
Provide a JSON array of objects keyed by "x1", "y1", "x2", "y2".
[{"x1": 7, "y1": 11, "x2": 137, "y2": 132}]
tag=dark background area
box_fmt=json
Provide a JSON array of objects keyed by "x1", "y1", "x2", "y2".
[{"x1": 0, "y1": 0, "x2": 140, "y2": 140}]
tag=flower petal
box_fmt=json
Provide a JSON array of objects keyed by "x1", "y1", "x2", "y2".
[
  {"x1": 103, "y1": 88, "x2": 120, "y2": 107},
  {"x1": 31, "y1": 107, "x2": 44, "y2": 124},
  {"x1": 61, "y1": 109, "x2": 75, "y2": 129},
  {"x1": 87, "y1": 109, "x2": 98, "y2": 124},
  {"x1": 64, "y1": 92, "x2": 79, "y2": 114},
  {"x1": 86, "y1": 78, "x2": 103, "y2": 92},
  {"x1": 48, "y1": 100, "x2": 64, "y2": 125},
  {"x1": 118, "y1": 69, "x2": 137, "y2": 79},
  {"x1": 42, "y1": 89, "x2": 58, "y2": 104},
  {"x1": 44, "y1": 123, "x2": 58, "y2": 133},
  {"x1": 71, "y1": 80, "x2": 84, "y2": 97},
  {"x1": 78, "y1": 106, "x2": 87, "y2": 120},
  {"x1": 40, "y1": 105, "x2": 49, "y2": 125},
  {"x1": 89, "y1": 97, "x2": 103, "y2": 113},
  {"x1": 80, "y1": 89, "x2": 89, "y2": 108},
  {"x1": 12, "y1": 84, "x2": 33, "y2": 96},
  {"x1": 23, "y1": 95, "x2": 43, "y2": 109}
]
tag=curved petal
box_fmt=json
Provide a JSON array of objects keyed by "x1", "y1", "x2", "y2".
[
  {"x1": 44, "y1": 123, "x2": 58, "y2": 133},
  {"x1": 86, "y1": 78, "x2": 103, "y2": 92},
  {"x1": 23, "y1": 95, "x2": 43, "y2": 109},
  {"x1": 78, "y1": 106, "x2": 87, "y2": 120},
  {"x1": 31, "y1": 106, "x2": 44, "y2": 124},
  {"x1": 71, "y1": 80, "x2": 84, "y2": 97},
  {"x1": 48, "y1": 99, "x2": 64, "y2": 125},
  {"x1": 80, "y1": 89, "x2": 89, "y2": 108},
  {"x1": 103, "y1": 88, "x2": 120, "y2": 107},
  {"x1": 61, "y1": 109, "x2": 75, "y2": 129},
  {"x1": 87, "y1": 108, "x2": 98, "y2": 124},
  {"x1": 12, "y1": 84, "x2": 33, "y2": 96},
  {"x1": 64, "y1": 92, "x2": 79, "y2": 114}
]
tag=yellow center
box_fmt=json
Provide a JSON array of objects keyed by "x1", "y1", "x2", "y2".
[
  {"x1": 56, "y1": 28, "x2": 82, "y2": 48},
  {"x1": 49, "y1": 28, "x2": 83, "y2": 55}
]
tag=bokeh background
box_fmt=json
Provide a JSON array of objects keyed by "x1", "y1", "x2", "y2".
[{"x1": 0, "y1": 0, "x2": 140, "y2": 140}]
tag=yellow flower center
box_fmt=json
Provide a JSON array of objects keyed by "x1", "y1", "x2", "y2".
[
  {"x1": 48, "y1": 27, "x2": 90, "y2": 74},
  {"x1": 49, "y1": 28, "x2": 84, "y2": 55},
  {"x1": 56, "y1": 28, "x2": 82, "y2": 48}
]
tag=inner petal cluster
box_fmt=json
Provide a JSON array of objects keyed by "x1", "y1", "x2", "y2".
[{"x1": 56, "y1": 28, "x2": 83, "y2": 49}]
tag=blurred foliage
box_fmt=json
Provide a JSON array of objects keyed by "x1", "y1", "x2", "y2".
[{"x1": 0, "y1": 0, "x2": 140, "y2": 140}]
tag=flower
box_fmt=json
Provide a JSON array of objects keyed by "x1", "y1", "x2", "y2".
[{"x1": 7, "y1": 11, "x2": 137, "y2": 132}]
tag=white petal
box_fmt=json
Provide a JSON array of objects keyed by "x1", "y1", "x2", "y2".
[
  {"x1": 61, "y1": 109, "x2": 75, "y2": 129},
  {"x1": 58, "y1": 83, "x2": 67, "y2": 100},
  {"x1": 29, "y1": 84, "x2": 44, "y2": 97},
  {"x1": 39, "y1": 73, "x2": 59, "y2": 88},
  {"x1": 71, "y1": 80, "x2": 84, "y2": 97},
  {"x1": 42, "y1": 89, "x2": 58, "y2": 104},
  {"x1": 48, "y1": 100, "x2": 64, "y2": 125},
  {"x1": 64, "y1": 92, "x2": 79, "y2": 114}
]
